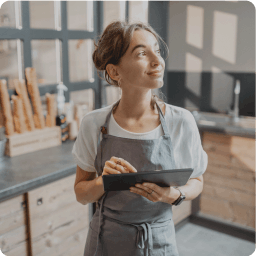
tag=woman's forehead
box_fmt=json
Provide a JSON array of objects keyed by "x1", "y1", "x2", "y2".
[{"x1": 131, "y1": 30, "x2": 157, "y2": 43}]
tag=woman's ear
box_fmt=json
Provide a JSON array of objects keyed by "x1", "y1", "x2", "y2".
[{"x1": 106, "y1": 64, "x2": 120, "y2": 81}]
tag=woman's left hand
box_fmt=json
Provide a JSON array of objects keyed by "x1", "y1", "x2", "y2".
[{"x1": 129, "y1": 183, "x2": 180, "y2": 204}]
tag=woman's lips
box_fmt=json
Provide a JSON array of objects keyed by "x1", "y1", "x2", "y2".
[{"x1": 148, "y1": 72, "x2": 162, "y2": 77}]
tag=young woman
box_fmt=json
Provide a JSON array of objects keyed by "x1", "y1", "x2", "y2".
[{"x1": 72, "y1": 21, "x2": 208, "y2": 256}]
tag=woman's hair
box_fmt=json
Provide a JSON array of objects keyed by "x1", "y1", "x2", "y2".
[{"x1": 92, "y1": 20, "x2": 169, "y2": 109}]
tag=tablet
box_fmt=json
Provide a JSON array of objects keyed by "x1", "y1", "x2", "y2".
[{"x1": 102, "y1": 168, "x2": 194, "y2": 191}]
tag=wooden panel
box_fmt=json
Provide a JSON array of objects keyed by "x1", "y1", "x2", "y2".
[
  {"x1": 35, "y1": 223, "x2": 88, "y2": 256},
  {"x1": 60, "y1": 228, "x2": 88, "y2": 256},
  {"x1": 0, "y1": 195, "x2": 28, "y2": 256},
  {"x1": 28, "y1": 174, "x2": 89, "y2": 256},
  {"x1": 203, "y1": 132, "x2": 255, "y2": 172},
  {"x1": 28, "y1": 174, "x2": 77, "y2": 219},
  {"x1": 201, "y1": 132, "x2": 255, "y2": 229},
  {"x1": 172, "y1": 200, "x2": 192, "y2": 225}
]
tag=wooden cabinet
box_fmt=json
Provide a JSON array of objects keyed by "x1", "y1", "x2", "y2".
[
  {"x1": 0, "y1": 195, "x2": 28, "y2": 256},
  {"x1": 27, "y1": 174, "x2": 89, "y2": 256},
  {"x1": 1, "y1": 174, "x2": 90, "y2": 256},
  {"x1": 200, "y1": 132, "x2": 255, "y2": 229}
]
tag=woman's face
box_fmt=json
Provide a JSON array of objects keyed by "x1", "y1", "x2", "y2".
[{"x1": 115, "y1": 29, "x2": 165, "y2": 91}]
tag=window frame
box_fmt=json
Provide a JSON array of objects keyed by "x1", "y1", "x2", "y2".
[{"x1": 0, "y1": 1, "x2": 104, "y2": 108}]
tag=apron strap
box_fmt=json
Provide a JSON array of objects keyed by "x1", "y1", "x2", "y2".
[
  {"x1": 155, "y1": 100, "x2": 170, "y2": 137},
  {"x1": 94, "y1": 191, "x2": 108, "y2": 256}
]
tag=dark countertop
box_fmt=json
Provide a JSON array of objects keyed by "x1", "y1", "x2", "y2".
[
  {"x1": 196, "y1": 123, "x2": 255, "y2": 138},
  {"x1": 0, "y1": 140, "x2": 76, "y2": 203},
  {"x1": 0, "y1": 119, "x2": 254, "y2": 203}
]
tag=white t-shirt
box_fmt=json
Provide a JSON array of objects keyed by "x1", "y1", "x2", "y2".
[{"x1": 72, "y1": 102, "x2": 208, "y2": 179}]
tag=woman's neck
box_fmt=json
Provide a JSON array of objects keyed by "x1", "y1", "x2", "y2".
[{"x1": 113, "y1": 96, "x2": 157, "y2": 121}]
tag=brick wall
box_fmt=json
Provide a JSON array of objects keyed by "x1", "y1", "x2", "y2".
[{"x1": 200, "y1": 132, "x2": 255, "y2": 229}]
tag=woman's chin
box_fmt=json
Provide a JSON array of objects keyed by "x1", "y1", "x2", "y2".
[{"x1": 149, "y1": 81, "x2": 164, "y2": 89}]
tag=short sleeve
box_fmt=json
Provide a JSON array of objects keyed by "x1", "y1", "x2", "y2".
[
  {"x1": 182, "y1": 111, "x2": 208, "y2": 179},
  {"x1": 72, "y1": 115, "x2": 97, "y2": 172}
]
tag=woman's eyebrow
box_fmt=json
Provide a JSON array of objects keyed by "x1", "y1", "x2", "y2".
[{"x1": 131, "y1": 41, "x2": 159, "y2": 54}]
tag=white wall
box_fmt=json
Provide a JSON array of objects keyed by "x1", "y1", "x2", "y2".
[{"x1": 167, "y1": 1, "x2": 255, "y2": 73}]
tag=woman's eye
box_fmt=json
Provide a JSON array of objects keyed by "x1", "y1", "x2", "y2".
[
  {"x1": 157, "y1": 49, "x2": 162, "y2": 54},
  {"x1": 138, "y1": 49, "x2": 162, "y2": 56}
]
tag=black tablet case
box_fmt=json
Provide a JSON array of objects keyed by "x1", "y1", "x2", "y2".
[{"x1": 102, "y1": 168, "x2": 194, "y2": 191}]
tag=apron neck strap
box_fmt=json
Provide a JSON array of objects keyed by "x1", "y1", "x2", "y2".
[{"x1": 100, "y1": 98, "x2": 169, "y2": 136}]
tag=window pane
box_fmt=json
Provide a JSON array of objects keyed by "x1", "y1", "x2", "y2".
[
  {"x1": 103, "y1": 1, "x2": 126, "y2": 30},
  {"x1": 67, "y1": 1, "x2": 93, "y2": 31},
  {"x1": 31, "y1": 39, "x2": 62, "y2": 85},
  {"x1": 0, "y1": 39, "x2": 24, "y2": 89},
  {"x1": 129, "y1": 1, "x2": 148, "y2": 23},
  {"x1": 70, "y1": 88, "x2": 95, "y2": 111},
  {"x1": 0, "y1": 1, "x2": 21, "y2": 28},
  {"x1": 29, "y1": 1, "x2": 56, "y2": 29},
  {"x1": 68, "y1": 39, "x2": 94, "y2": 82}
]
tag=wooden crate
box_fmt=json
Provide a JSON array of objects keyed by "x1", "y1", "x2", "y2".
[{"x1": 5, "y1": 126, "x2": 61, "y2": 157}]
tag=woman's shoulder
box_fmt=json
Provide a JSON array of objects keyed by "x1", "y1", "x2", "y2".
[
  {"x1": 164, "y1": 102, "x2": 194, "y2": 122},
  {"x1": 164, "y1": 102, "x2": 198, "y2": 136},
  {"x1": 79, "y1": 103, "x2": 114, "y2": 130}
]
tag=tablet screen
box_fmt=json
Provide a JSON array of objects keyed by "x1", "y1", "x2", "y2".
[{"x1": 102, "y1": 168, "x2": 194, "y2": 191}]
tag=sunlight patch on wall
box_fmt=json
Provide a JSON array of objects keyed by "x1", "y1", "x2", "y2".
[
  {"x1": 186, "y1": 5, "x2": 204, "y2": 49},
  {"x1": 212, "y1": 11, "x2": 238, "y2": 64}
]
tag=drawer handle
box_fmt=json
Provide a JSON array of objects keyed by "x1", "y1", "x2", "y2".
[
  {"x1": 37, "y1": 198, "x2": 43, "y2": 205},
  {"x1": 21, "y1": 201, "x2": 26, "y2": 209}
]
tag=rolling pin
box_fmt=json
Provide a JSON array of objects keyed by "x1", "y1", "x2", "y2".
[
  {"x1": 25, "y1": 67, "x2": 45, "y2": 129},
  {"x1": 14, "y1": 79, "x2": 35, "y2": 131},
  {"x1": 11, "y1": 95, "x2": 26, "y2": 133},
  {"x1": 0, "y1": 80, "x2": 15, "y2": 136}
]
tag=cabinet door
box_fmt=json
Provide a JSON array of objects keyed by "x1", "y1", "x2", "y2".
[
  {"x1": 201, "y1": 132, "x2": 255, "y2": 229},
  {"x1": 27, "y1": 174, "x2": 89, "y2": 256},
  {"x1": 0, "y1": 194, "x2": 28, "y2": 256}
]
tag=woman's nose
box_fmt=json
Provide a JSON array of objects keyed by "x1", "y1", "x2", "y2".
[{"x1": 151, "y1": 54, "x2": 163, "y2": 67}]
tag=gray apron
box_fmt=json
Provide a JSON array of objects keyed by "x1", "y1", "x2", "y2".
[{"x1": 84, "y1": 99, "x2": 179, "y2": 256}]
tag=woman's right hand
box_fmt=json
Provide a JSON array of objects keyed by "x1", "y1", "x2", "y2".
[{"x1": 102, "y1": 156, "x2": 137, "y2": 175}]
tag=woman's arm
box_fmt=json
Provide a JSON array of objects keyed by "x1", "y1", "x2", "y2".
[
  {"x1": 176, "y1": 175, "x2": 204, "y2": 201},
  {"x1": 74, "y1": 165, "x2": 104, "y2": 205}
]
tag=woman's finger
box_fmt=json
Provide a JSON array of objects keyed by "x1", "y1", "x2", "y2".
[
  {"x1": 130, "y1": 186, "x2": 156, "y2": 201},
  {"x1": 105, "y1": 160, "x2": 128, "y2": 174},
  {"x1": 110, "y1": 156, "x2": 137, "y2": 173},
  {"x1": 118, "y1": 157, "x2": 137, "y2": 173},
  {"x1": 103, "y1": 165, "x2": 121, "y2": 175}
]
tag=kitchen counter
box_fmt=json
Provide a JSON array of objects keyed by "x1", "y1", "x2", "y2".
[
  {"x1": 192, "y1": 111, "x2": 255, "y2": 139},
  {"x1": 196, "y1": 123, "x2": 255, "y2": 138},
  {"x1": 0, "y1": 140, "x2": 76, "y2": 203},
  {"x1": 0, "y1": 111, "x2": 254, "y2": 203}
]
